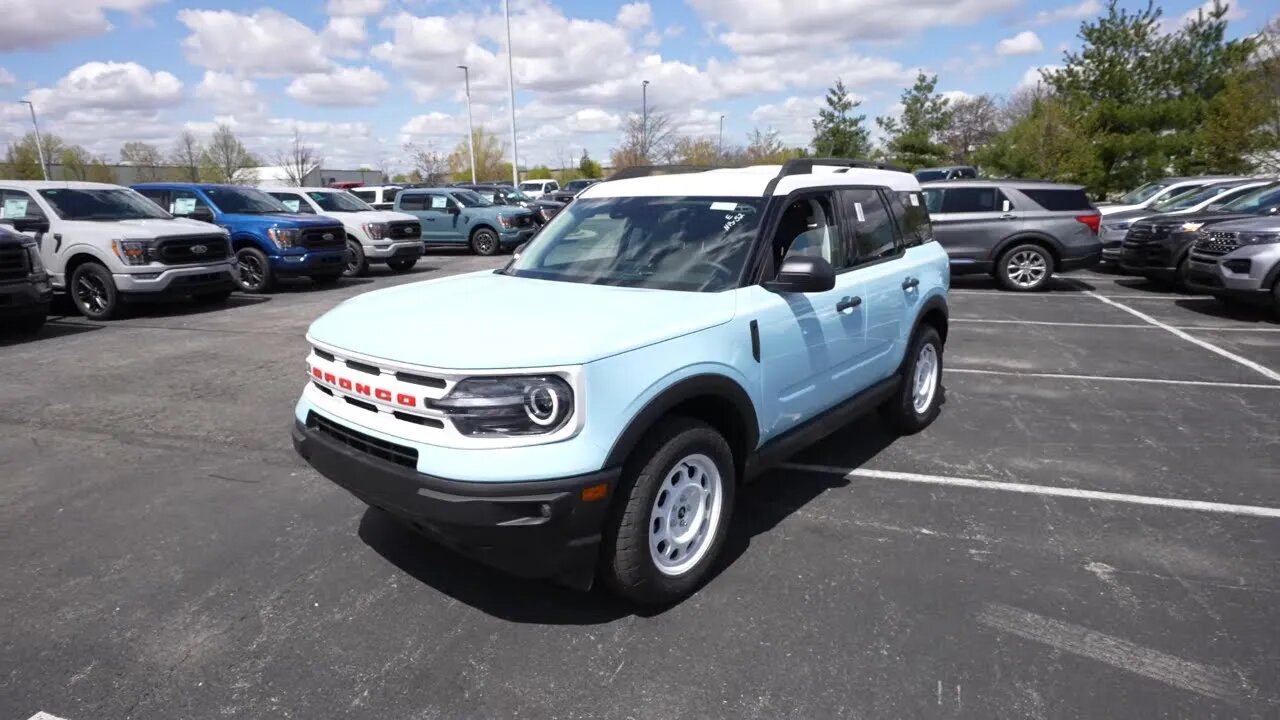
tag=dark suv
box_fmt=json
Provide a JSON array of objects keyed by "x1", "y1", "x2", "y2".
[
  {"x1": 1119, "y1": 181, "x2": 1280, "y2": 288},
  {"x1": 453, "y1": 184, "x2": 564, "y2": 225},
  {"x1": 922, "y1": 180, "x2": 1102, "y2": 291},
  {"x1": 0, "y1": 224, "x2": 51, "y2": 334}
]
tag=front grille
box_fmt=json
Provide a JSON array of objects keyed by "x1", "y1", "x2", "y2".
[
  {"x1": 512, "y1": 214, "x2": 534, "y2": 229},
  {"x1": 153, "y1": 234, "x2": 229, "y2": 265},
  {"x1": 170, "y1": 272, "x2": 230, "y2": 287},
  {"x1": 307, "y1": 411, "x2": 419, "y2": 469},
  {"x1": 301, "y1": 226, "x2": 346, "y2": 249},
  {"x1": 387, "y1": 220, "x2": 421, "y2": 239},
  {"x1": 1193, "y1": 231, "x2": 1240, "y2": 257},
  {"x1": 0, "y1": 246, "x2": 28, "y2": 281},
  {"x1": 309, "y1": 344, "x2": 450, "y2": 432}
]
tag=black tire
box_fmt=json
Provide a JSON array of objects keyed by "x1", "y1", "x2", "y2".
[
  {"x1": 601, "y1": 417, "x2": 736, "y2": 605},
  {"x1": 343, "y1": 238, "x2": 368, "y2": 278},
  {"x1": 312, "y1": 273, "x2": 343, "y2": 287},
  {"x1": 880, "y1": 325, "x2": 945, "y2": 435},
  {"x1": 387, "y1": 258, "x2": 417, "y2": 272},
  {"x1": 235, "y1": 247, "x2": 273, "y2": 293},
  {"x1": 996, "y1": 243, "x2": 1054, "y2": 292},
  {"x1": 1172, "y1": 254, "x2": 1191, "y2": 292},
  {"x1": 69, "y1": 262, "x2": 122, "y2": 320},
  {"x1": 470, "y1": 228, "x2": 500, "y2": 256},
  {"x1": 193, "y1": 290, "x2": 232, "y2": 305}
]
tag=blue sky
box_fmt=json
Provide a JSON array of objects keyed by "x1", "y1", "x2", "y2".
[{"x1": 0, "y1": 0, "x2": 1270, "y2": 171}]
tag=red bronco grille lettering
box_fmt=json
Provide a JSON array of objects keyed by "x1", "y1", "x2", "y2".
[{"x1": 311, "y1": 366, "x2": 419, "y2": 408}]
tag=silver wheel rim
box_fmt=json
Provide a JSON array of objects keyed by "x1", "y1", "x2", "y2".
[
  {"x1": 74, "y1": 273, "x2": 109, "y2": 315},
  {"x1": 648, "y1": 454, "x2": 724, "y2": 577},
  {"x1": 1006, "y1": 250, "x2": 1047, "y2": 287},
  {"x1": 344, "y1": 242, "x2": 360, "y2": 275},
  {"x1": 238, "y1": 253, "x2": 264, "y2": 289},
  {"x1": 912, "y1": 343, "x2": 939, "y2": 414}
]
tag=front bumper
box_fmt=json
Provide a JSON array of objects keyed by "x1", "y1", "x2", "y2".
[
  {"x1": 269, "y1": 249, "x2": 347, "y2": 275},
  {"x1": 499, "y1": 228, "x2": 537, "y2": 246},
  {"x1": 1119, "y1": 233, "x2": 1193, "y2": 277},
  {"x1": 1185, "y1": 243, "x2": 1280, "y2": 305},
  {"x1": 363, "y1": 240, "x2": 425, "y2": 262},
  {"x1": 0, "y1": 275, "x2": 52, "y2": 316},
  {"x1": 114, "y1": 262, "x2": 238, "y2": 296},
  {"x1": 1059, "y1": 244, "x2": 1103, "y2": 272},
  {"x1": 292, "y1": 415, "x2": 619, "y2": 587}
]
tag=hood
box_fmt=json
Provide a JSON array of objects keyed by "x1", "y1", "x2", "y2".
[
  {"x1": 1198, "y1": 217, "x2": 1280, "y2": 234},
  {"x1": 307, "y1": 271, "x2": 738, "y2": 369},
  {"x1": 1102, "y1": 208, "x2": 1162, "y2": 223},
  {"x1": 322, "y1": 210, "x2": 418, "y2": 223},
  {"x1": 62, "y1": 218, "x2": 229, "y2": 239},
  {"x1": 1144, "y1": 211, "x2": 1259, "y2": 229},
  {"x1": 1099, "y1": 203, "x2": 1144, "y2": 216},
  {"x1": 473, "y1": 206, "x2": 535, "y2": 219},
  {"x1": 222, "y1": 212, "x2": 344, "y2": 229}
]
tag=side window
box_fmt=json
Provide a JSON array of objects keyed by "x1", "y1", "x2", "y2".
[
  {"x1": 939, "y1": 187, "x2": 1009, "y2": 213},
  {"x1": 169, "y1": 190, "x2": 211, "y2": 217},
  {"x1": 841, "y1": 188, "x2": 900, "y2": 262},
  {"x1": 1, "y1": 190, "x2": 48, "y2": 220},
  {"x1": 548, "y1": 181, "x2": 559, "y2": 192},
  {"x1": 268, "y1": 193, "x2": 313, "y2": 213},
  {"x1": 428, "y1": 194, "x2": 452, "y2": 210},
  {"x1": 398, "y1": 193, "x2": 427, "y2": 211},
  {"x1": 922, "y1": 188, "x2": 942, "y2": 214},
  {"x1": 888, "y1": 191, "x2": 933, "y2": 247},
  {"x1": 136, "y1": 189, "x2": 169, "y2": 211},
  {"x1": 384, "y1": 189, "x2": 401, "y2": 205},
  {"x1": 351, "y1": 189, "x2": 375, "y2": 204},
  {"x1": 772, "y1": 192, "x2": 847, "y2": 270}
]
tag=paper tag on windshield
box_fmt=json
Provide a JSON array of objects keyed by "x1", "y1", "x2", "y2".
[
  {"x1": 854, "y1": 202, "x2": 865, "y2": 222},
  {"x1": 909, "y1": 194, "x2": 920, "y2": 206},
  {"x1": 2, "y1": 198, "x2": 29, "y2": 219},
  {"x1": 172, "y1": 197, "x2": 197, "y2": 215},
  {"x1": 282, "y1": 199, "x2": 301, "y2": 212},
  {"x1": 710, "y1": 202, "x2": 738, "y2": 211}
]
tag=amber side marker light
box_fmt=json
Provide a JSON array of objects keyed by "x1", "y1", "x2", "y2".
[{"x1": 581, "y1": 483, "x2": 609, "y2": 502}]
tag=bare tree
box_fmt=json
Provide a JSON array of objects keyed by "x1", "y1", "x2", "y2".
[
  {"x1": 119, "y1": 141, "x2": 164, "y2": 181},
  {"x1": 202, "y1": 124, "x2": 258, "y2": 184},
  {"x1": 404, "y1": 141, "x2": 449, "y2": 184},
  {"x1": 610, "y1": 106, "x2": 677, "y2": 168},
  {"x1": 170, "y1": 130, "x2": 204, "y2": 182},
  {"x1": 271, "y1": 129, "x2": 322, "y2": 186},
  {"x1": 671, "y1": 136, "x2": 720, "y2": 165},
  {"x1": 941, "y1": 94, "x2": 1000, "y2": 164}
]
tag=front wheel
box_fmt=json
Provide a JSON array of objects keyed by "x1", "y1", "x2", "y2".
[
  {"x1": 70, "y1": 263, "x2": 122, "y2": 320},
  {"x1": 235, "y1": 247, "x2": 273, "y2": 293},
  {"x1": 881, "y1": 325, "x2": 944, "y2": 434},
  {"x1": 470, "y1": 228, "x2": 500, "y2": 256},
  {"x1": 343, "y1": 239, "x2": 368, "y2": 278},
  {"x1": 602, "y1": 417, "x2": 736, "y2": 605},
  {"x1": 387, "y1": 258, "x2": 417, "y2": 272},
  {"x1": 996, "y1": 244, "x2": 1054, "y2": 291}
]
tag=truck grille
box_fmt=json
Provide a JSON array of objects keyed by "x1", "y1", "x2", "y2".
[
  {"x1": 307, "y1": 344, "x2": 452, "y2": 434},
  {"x1": 512, "y1": 214, "x2": 534, "y2": 229},
  {"x1": 306, "y1": 411, "x2": 419, "y2": 469},
  {"x1": 153, "y1": 234, "x2": 229, "y2": 265},
  {"x1": 0, "y1": 246, "x2": 28, "y2": 281},
  {"x1": 301, "y1": 226, "x2": 346, "y2": 249},
  {"x1": 387, "y1": 220, "x2": 421, "y2": 239},
  {"x1": 1193, "y1": 231, "x2": 1240, "y2": 257}
]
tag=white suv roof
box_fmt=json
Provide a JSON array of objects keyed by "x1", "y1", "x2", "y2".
[{"x1": 582, "y1": 164, "x2": 920, "y2": 200}]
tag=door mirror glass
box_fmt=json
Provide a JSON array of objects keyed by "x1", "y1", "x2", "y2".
[{"x1": 763, "y1": 256, "x2": 836, "y2": 294}]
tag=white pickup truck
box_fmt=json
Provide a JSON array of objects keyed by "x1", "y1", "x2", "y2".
[
  {"x1": 262, "y1": 187, "x2": 425, "y2": 277},
  {"x1": 0, "y1": 181, "x2": 237, "y2": 320}
]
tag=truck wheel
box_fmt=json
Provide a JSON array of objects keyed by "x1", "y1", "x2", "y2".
[
  {"x1": 343, "y1": 239, "x2": 368, "y2": 278},
  {"x1": 602, "y1": 417, "x2": 736, "y2": 605},
  {"x1": 470, "y1": 228, "x2": 500, "y2": 256},
  {"x1": 387, "y1": 258, "x2": 417, "y2": 272},
  {"x1": 235, "y1": 247, "x2": 273, "y2": 293},
  {"x1": 880, "y1": 325, "x2": 944, "y2": 435},
  {"x1": 996, "y1": 244, "x2": 1054, "y2": 291},
  {"x1": 70, "y1": 262, "x2": 122, "y2": 320}
]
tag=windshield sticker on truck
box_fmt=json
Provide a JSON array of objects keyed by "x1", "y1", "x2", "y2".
[
  {"x1": 172, "y1": 197, "x2": 197, "y2": 215},
  {"x1": 1, "y1": 198, "x2": 28, "y2": 219},
  {"x1": 909, "y1": 194, "x2": 920, "y2": 206},
  {"x1": 710, "y1": 202, "x2": 739, "y2": 211},
  {"x1": 854, "y1": 202, "x2": 866, "y2": 222},
  {"x1": 281, "y1": 199, "x2": 301, "y2": 212}
]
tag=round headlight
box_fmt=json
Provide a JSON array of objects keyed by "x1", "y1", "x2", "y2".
[{"x1": 525, "y1": 384, "x2": 562, "y2": 426}]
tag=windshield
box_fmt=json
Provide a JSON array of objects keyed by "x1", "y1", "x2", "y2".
[
  {"x1": 914, "y1": 170, "x2": 948, "y2": 183},
  {"x1": 453, "y1": 190, "x2": 492, "y2": 208},
  {"x1": 519, "y1": 182, "x2": 543, "y2": 192},
  {"x1": 1117, "y1": 182, "x2": 1169, "y2": 205},
  {"x1": 310, "y1": 191, "x2": 372, "y2": 212},
  {"x1": 1221, "y1": 185, "x2": 1280, "y2": 212},
  {"x1": 567, "y1": 180, "x2": 594, "y2": 191},
  {"x1": 205, "y1": 186, "x2": 289, "y2": 215},
  {"x1": 506, "y1": 196, "x2": 764, "y2": 292},
  {"x1": 501, "y1": 188, "x2": 534, "y2": 202},
  {"x1": 37, "y1": 188, "x2": 172, "y2": 221},
  {"x1": 1151, "y1": 186, "x2": 1226, "y2": 212}
]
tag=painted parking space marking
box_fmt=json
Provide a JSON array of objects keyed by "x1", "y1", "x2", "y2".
[
  {"x1": 952, "y1": 318, "x2": 1280, "y2": 332},
  {"x1": 949, "y1": 290, "x2": 1216, "y2": 300},
  {"x1": 1085, "y1": 291, "x2": 1280, "y2": 383},
  {"x1": 29, "y1": 713, "x2": 71, "y2": 720},
  {"x1": 946, "y1": 367, "x2": 1280, "y2": 390},
  {"x1": 780, "y1": 463, "x2": 1280, "y2": 518}
]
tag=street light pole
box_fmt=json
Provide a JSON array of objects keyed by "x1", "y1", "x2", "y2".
[
  {"x1": 458, "y1": 65, "x2": 477, "y2": 184},
  {"x1": 19, "y1": 100, "x2": 49, "y2": 181},
  {"x1": 718, "y1": 114, "x2": 725, "y2": 163},
  {"x1": 641, "y1": 80, "x2": 650, "y2": 162},
  {"x1": 503, "y1": 0, "x2": 520, "y2": 187}
]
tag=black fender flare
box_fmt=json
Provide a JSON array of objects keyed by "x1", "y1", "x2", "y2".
[
  {"x1": 910, "y1": 293, "x2": 950, "y2": 346},
  {"x1": 603, "y1": 373, "x2": 759, "y2": 469}
]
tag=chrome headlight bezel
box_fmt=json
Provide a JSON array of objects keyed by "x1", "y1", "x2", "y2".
[
  {"x1": 267, "y1": 227, "x2": 301, "y2": 248},
  {"x1": 363, "y1": 222, "x2": 388, "y2": 240}
]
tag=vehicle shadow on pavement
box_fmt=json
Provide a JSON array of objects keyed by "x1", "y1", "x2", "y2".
[
  {"x1": 1175, "y1": 297, "x2": 1279, "y2": 324},
  {"x1": 121, "y1": 294, "x2": 272, "y2": 319},
  {"x1": 949, "y1": 276, "x2": 1096, "y2": 293},
  {"x1": 0, "y1": 320, "x2": 103, "y2": 347}
]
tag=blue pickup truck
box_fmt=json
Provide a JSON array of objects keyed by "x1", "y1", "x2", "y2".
[{"x1": 133, "y1": 183, "x2": 347, "y2": 292}]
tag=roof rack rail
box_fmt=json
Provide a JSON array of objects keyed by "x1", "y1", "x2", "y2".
[
  {"x1": 605, "y1": 165, "x2": 718, "y2": 181},
  {"x1": 776, "y1": 157, "x2": 907, "y2": 177}
]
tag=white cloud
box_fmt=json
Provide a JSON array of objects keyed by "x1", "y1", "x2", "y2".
[
  {"x1": 1016, "y1": 64, "x2": 1063, "y2": 91},
  {"x1": 0, "y1": 68, "x2": 14, "y2": 87},
  {"x1": 996, "y1": 30, "x2": 1044, "y2": 56},
  {"x1": 565, "y1": 108, "x2": 622, "y2": 133},
  {"x1": 616, "y1": 2, "x2": 653, "y2": 30},
  {"x1": 940, "y1": 90, "x2": 975, "y2": 103},
  {"x1": 1030, "y1": 0, "x2": 1100, "y2": 26},
  {"x1": 326, "y1": 0, "x2": 386, "y2": 16},
  {"x1": 195, "y1": 71, "x2": 265, "y2": 117},
  {"x1": 27, "y1": 62, "x2": 183, "y2": 117},
  {"x1": 642, "y1": 31, "x2": 662, "y2": 47},
  {"x1": 0, "y1": 0, "x2": 164, "y2": 50},
  {"x1": 178, "y1": 9, "x2": 332, "y2": 77},
  {"x1": 287, "y1": 66, "x2": 389, "y2": 107},
  {"x1": 323, "y1": 16, "x2": 368, "y2": 58},
  {"x1": 399, "y1": 112, "x2": 467, "y2": 139},
  {"x1": 751, "y1": 96, "x2": 827, "y2": 145}
]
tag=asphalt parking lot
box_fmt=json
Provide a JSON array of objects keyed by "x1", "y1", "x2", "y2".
[{"x1": 3, "y1": 257, "x2": 1278, "y2": 719}]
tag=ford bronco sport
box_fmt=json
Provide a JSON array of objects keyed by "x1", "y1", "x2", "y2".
[{"x1": 292, "y1": 159, "x2": 950, "y2": 604}]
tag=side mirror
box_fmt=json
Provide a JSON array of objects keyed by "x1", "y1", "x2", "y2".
[
  {"x1": 190, "y1": 207, "x2": 216, "y2": 224},
  {"x1": 763, "y1": 256, "x2": 836, "y2": 294},
  {"x1": 447, "y1": 205, "x2": 461, "y2": 215},
  {"x1": 11, "y1": 217, "x2": 50, "y2": 234}
]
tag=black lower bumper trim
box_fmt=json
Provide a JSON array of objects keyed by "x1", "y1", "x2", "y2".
[
  {"x1": 0, "y1": 279, "x2": 52, "y2": 314},
  {"x1": 1059, "y1": 248, "x2": 1102, "y2": 272},
  {"x1": 292, "y1": 417, "x2": 619, "y2": 585}
]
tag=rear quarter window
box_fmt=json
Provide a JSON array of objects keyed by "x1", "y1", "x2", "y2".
[
  {"x1": 1018, "y1": 188, "x2": 1093, "y2": 212},
  {"x1": 889, "y1": 191, "x2": 934, "y2": 246}
]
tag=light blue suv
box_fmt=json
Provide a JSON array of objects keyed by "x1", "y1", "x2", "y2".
[{"x1": 292, "y1": 159, "x2": 951, "y2": 604}]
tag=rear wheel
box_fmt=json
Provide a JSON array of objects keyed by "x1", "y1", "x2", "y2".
[
  {"x1": 343, "y1": 239, "x2": 368, "y2": 278},
  {"x1": 470, "y1": 228, "x2": 500, "y2": 256},
  {"x1": 602, "y1": 417, "x2": 736, "y2": 605},
  {"x1": 996, "y1": 244, "x2": 1054, "y2": 291},
  {"x1": 70, "y1": 262, "x2": 122, "y2": 320},
  {"x1": 235, "y1": 247, "x2": 273, "y2": 293},
  {"x1": 387, "y1": 257, "x2": 417, "y2": 272},
  {"x1": 880, "y1": 325, "x2": 944, "y2": 434}
]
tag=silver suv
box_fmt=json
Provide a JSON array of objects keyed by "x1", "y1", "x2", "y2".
[
  {"x1": 922, "y1": 180, "x2": 1102, "y2": 291},
  {"x1": 1185, "y1": 216, "x2": 1280, "y2": 314}
]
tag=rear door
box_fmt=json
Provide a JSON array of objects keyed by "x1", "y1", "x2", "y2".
[
  {"x1": 925, "y1": 185, "x2": 1014, "y2": 267},
  {"x1": 839, "y1": 187, "x2": 911, "y2": 382}
]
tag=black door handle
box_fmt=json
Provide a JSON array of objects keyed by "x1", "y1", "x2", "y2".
[
  {"x1": 902, "y1": 277, "x2": 919, "y2": 290},
  {"x1": 836, "y1": 296, "x2": 862, "y2": 312}
]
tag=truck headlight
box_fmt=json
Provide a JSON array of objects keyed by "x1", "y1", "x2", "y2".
[
  {"x1": 267, "y1": 227, "x2": 301, "y2": 248},
  {"x1": 497, "y1": 215, "x2": 514, "y2": 229},
  {"x1": 1239, "y1": 232, "x2": 1280, "y2": 245},
  {"x1": 111, "y1": 239, "x2": 152, "y2": 266},
  {"x1": 26, "y1": 245, "x2": 44, "y2": 274},
  {"x1": 434, "y1": 375, "x2": 574, "y2": 436},
  {"x1": 363, "y1": 222, "x2": 387, "y2": 240}
]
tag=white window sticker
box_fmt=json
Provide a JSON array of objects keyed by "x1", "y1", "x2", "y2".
[
  {"x1": 710, "y1": 202, "x2": 738, "y2": 211},
  {"x1": 854, "y1": 202, "x2": 866, "y2": 222},
  {"x1": 172, "y1": 197, "x2": 197, "y2": 215},
  {"x1": 909, "y1": 194, "x2": 920, "y2": 206},
  {"x1": 282, "y1": 199, "x2": 301, "y2": 212},
  {"x1": 2, "y1": 198, "x2": 29, "y2": 219}
]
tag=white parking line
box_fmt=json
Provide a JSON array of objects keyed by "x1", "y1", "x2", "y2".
[
  {"x1": 29, "y1": 713, "x2": 71, "y2": 720},
  {"x1": 952, "y1": 318, "x2": 1280, "y2": 332},
  {"x1": 949, "y1": 290, "x2": 1216, "y2": 300},
  {"x1": 1085, "y1": 291, "x2": 1280, "y2": 384},
  {"x1": 779, "y1": 463, "x2": 1280, "y2": 519},
  {"x1": 947, "y1": 367, "x2": 1280, "y2": 390}
]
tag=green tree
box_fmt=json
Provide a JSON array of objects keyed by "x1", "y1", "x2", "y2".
[
  {"x1": 447, "y1": 127, "x2": 507, "y2": 181},
  {"x1": 525, "y1": 165, "x2": 554, "y2": 180},
  {"x1": 976, "y1": 95, "x2": 1099, "y2": 187},
  {"x1": 4, "y1": 132, "x2": 66, "y2": 179},
  {"x1": 811, "y1": 79, "x2": 871, "y2": 158},
  {"x1": 672, "y1": 136, "x2": 720, "y2": 166},
  {"x1": 745, "y1": 127, "x2": 807, "y2": 164},
  {"x1": 578, "y1": 150, "x2": 602, "y2": 178},
  {"x1": 876, "y1": 72, "x2": 953, "y2": 170}
]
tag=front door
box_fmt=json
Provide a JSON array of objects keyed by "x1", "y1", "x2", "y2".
[
  {"x1": 0, "y1": 188, "x2": 56, "y2": 282},
  {"x1": 924, "y1": 186, "x2": 1014, "y2": 268}
]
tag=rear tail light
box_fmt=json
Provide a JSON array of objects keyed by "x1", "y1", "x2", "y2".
[{"x1": 1075, "y1": 214, "x2": 1101, "y2": 234}]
